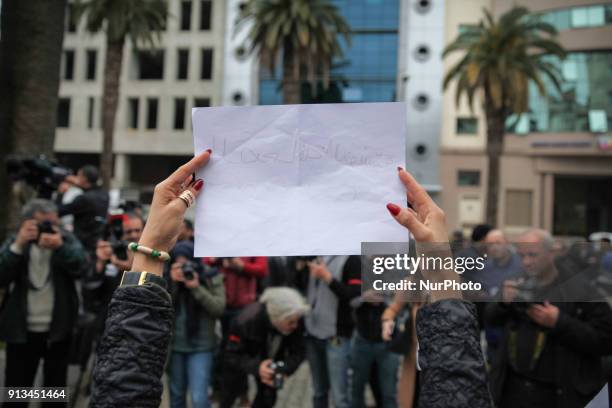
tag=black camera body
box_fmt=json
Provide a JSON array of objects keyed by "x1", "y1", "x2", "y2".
[
  {"x1": 512, "y1": 278, "x2": 543, "y2": 311},
  {"x1": 6, "y1": 155, "x2": 72, "y2": 199},
  {"x1": 34, "y1": 220, "x2": 56, "y2": 242},
  {"x1": 102, "y1": 213, "x2": 129, "y2": 260},
  {"x1": 181, "y1": 260, "x2": 204, "y2": 281},
  {"x1": 268, "y1": 361, "x2": 286, "y2": 389}
]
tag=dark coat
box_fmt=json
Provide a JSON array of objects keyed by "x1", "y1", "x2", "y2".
[
  {"x1": 224, "y1": 302, "x2": 305, "y2": 377},
  {"x1": 0, "y1": 232, "x2": 85, "y2": 343},
  {"x1": 486, "y1": 299, "x2": 612, "y2": 408},
  {"x1": 90, "y1": 283, "x2": 174, "y2": 407},
  {"x1": 58, "y1": 186, "x2": 109, "y2": 250},
  {"x1": 416, "y1": 299, "x2": 493, "y2": 408}
]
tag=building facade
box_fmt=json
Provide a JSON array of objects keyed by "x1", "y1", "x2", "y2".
[
  {"x1": 55, "y1": 0, "x2": 225, "y2": 201},
  {"x1": 440, "y1": 0, "x2": 612, "y2": 238}
]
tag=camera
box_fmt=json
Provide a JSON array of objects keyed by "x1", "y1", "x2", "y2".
[
  {"x1": 511, "y1": 278, "x2": 543, "y2": 311},
  {"x1": 102, "y1": 213, "x2": 129, "y2": 260},
  {"x1": 268, "y1": 361, "x2": 286, "y2": 389},
  {"x1": 35, "y1": 220, "x2": 56, "y2": 242},
  {"x1": 6, "y1": 155, "x2": 72, "y2": 199},
  {"x1": 181, "y1": 260, "x2": 204, "y2": 281}
]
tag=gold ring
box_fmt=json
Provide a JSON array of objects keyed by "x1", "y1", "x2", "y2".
[{"x1": 178, "y1": 190, "x2": 195, "y2": 208}]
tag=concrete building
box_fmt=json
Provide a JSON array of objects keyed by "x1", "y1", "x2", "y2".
[
  {"x1": 55, "y1": 0, "x2": 225, "y2": 201},
  {"x1": 440, "y1": 0, "x2": 612, "y2": 238}
]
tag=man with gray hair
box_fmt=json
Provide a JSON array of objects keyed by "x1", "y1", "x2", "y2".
[
  {"x1": 486, "y1": 229, "x2": 612, "y2": 408},
  {"x1": 0, "y1": 198, "x2": 86, "y2": 394}
]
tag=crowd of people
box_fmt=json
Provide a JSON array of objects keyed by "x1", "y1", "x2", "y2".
[{"x1": 1, "y1": 159, "x2": 611, "y2": 408}]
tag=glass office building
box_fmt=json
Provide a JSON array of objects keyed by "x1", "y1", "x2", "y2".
[
  {"x1": 526, "y1": 51, "x2": 612, "y2": 133},
  {"x1": 259, "y1": 0, "x2": 399, "y2": 105}
]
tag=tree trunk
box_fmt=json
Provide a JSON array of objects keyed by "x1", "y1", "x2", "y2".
[
  {"x1": 282, "y1": 47, "x2": 301, "y2": 104},
  {"x1": 0, "y1": 0, "x2": 67, "y2": 239},
  {"x1": 100, "y1": 38, "x2": 125, "y2": 189},
  {"x1": 484, "y1": 95, "x2": 506, "y2": 227}
]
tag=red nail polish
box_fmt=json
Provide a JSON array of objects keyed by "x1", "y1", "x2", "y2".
[
  {"x1": 194, "y1": 179, "x2": 204, "y2": 191},
  {"x1": 386, "y1": 203, "x2": 401, "y2": 216},
  {"x1": 206, "y1": 148, "x2": 212, "y2": 154}
]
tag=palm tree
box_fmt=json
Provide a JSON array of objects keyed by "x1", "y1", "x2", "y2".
[
  {"x1": 238, "y1": 0, "x2": 351, "y2": 104},
  {"x1": 75, "y1": 0, "x2": 167, "y2": 188},
  {"x1": 443, "y1": 6, "x2": 565, "y2": 226},
  {"x1": 0, "y1": 0, "x2": 67, "y2": 239}
]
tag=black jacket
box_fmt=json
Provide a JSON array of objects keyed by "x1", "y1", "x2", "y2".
[
  {"x1": 0, "y1": 232, "x2": 85, "y2": 343},
  {"x1": 225, "y1": 302, "x2": 305, "y2": 378},
  {"x1": 416, "y1": 299, "x2": 493, "y2": 408},
  {"x1": 486, "y1": 298, "x2": 612, "y2": 408},
  {"x1": 58, "y1": 186, "x2": 109, "y2": 250},
  {"x1": 90, "y1": 283, "x2": 173, "y2": 407}
]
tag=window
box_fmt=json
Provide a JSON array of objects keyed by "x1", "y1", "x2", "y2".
[
  {"x1": 456, "y1": 117, "x2": 478, "y2": 134},
  {"x1": 458, "y1": 24, "x2": 478, "y2": 34},
  {"x1": 146, "y1": 98, "x2": 158, "y2": 129},
  {"x1": 180, "y1": 1, "x2": 192, "y2": 31},
  {"x1": 201, "y1": 48, "x2": 213, "y2": 79},
  {"x1": 87, "y1": 97, "x2": 95, "y2": 129},
  {"x1": 177, "y1": 49, "x2": 189, "y2": 80},
  {"x1": 457, "y1": 170, "x2": 480, "y2": 187},
  {"x1": 194, "y1": 98, "x2": 210, "y2": 107},
  {"x1": 505, "y1": 190, "x2": 533, "y2": 226},
  {"x1": 63, "y1": 50, "x2": 75, "y2": 80},
  {"x1": 174, "y1": 98, "x2": 186, "y2": 129},
  {"x1": 136, "y1": 50, "x2": 165, "y2": 79},
  {"x1": 57, "y1": 98, "x2": 70, "y2": 128},
  {"x1": 66, "y1": 4, "x2": 76, "y2": 33},
  {"x1": 200, "y1": 0, "x2": 212, "y2": 30},
  {"x1": 86, "y1": 50, "x2": 97, "y2": 80},
  {"x1": 127, "y1": 98, "x2": 139, "y2": 129}
]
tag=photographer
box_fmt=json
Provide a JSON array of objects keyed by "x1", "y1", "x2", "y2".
[
  {"x1": 220, "y1": 287, "x2": 309, "y2": 408},
  {"x1": 485, "y1": 229, "x2": 612, "y2": 408},
  {"x1": 0, "y1": 199, "x2": 85, "y2": 397},
  {"x1": 57, "y1": 165, "x2": 109, "y2": 252},
  {"x1": 167, "y1": 241, "x2": 225, "y2": 408},
  {"x1": 95, "y1": 212, "x2": 144, "y2": 277}
]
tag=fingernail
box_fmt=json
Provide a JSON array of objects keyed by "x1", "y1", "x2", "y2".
[
  {"x1": 194, "y1": 179, "x2": 204, "y2": 191},
  {"x1": 386, "y1": 203, "x2": 401, "y2": 216},
  {"x1": 397, "y1": 166, "x2": 403, "y2": 171},
  {"x1": 206, "y1": 148, "x2": 212, "y2": 154}
]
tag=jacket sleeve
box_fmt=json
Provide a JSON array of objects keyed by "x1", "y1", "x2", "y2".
[
  {"x1": 189, "y1": 274, "x2": 226, "y2": 318},
  {"x1": 416, "y1": 299, "x2": 493, "y2": 408},
  {"x1": 52, "y1": 232, "x2": 87, "y2": 279},
  {"x1": 0, "y1": 238, "x2": 22, "y2": 287},
  {"x1": 550, "y1": 302, "x2": 612, "y2": 356},
  {"x1": 241, "y1": 257, "x2": 268, "y2": 278},
  {"x1": 90, "y1": 283, "x2": 173, "y2": 408},
  {"x1": 328, "y1": 255, "x2": 362, "y2": 302}
]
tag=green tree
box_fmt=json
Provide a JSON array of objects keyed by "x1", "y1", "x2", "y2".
[
  {"x1": 75, "y1": 0, "x2": 167, "y2": 188},
  {"x1": 443, "y1": 6, "x2": 565, "y2": 225},
  {"x1": 238, "y1": 0, "x2": 351, "y2": 104},
  {"x1": 0, "y1": 0, "x2": 67, "y2": 239}
]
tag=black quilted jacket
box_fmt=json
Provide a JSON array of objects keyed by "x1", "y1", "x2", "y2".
[
  {"x1": 416, "y1": 299, "x2": 493, "y2": 408},
  {"x1": 90, "y1": 283, "x2": 173, "y2": 407}
]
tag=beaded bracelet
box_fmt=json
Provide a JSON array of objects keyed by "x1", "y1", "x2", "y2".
[{"x1": 128, "y1": 242, "x2": 171, "y2": 262}]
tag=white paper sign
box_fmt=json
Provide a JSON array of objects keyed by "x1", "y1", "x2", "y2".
[{"x1": 192, "y1": 102, "x2": 408, "y2": 257}]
